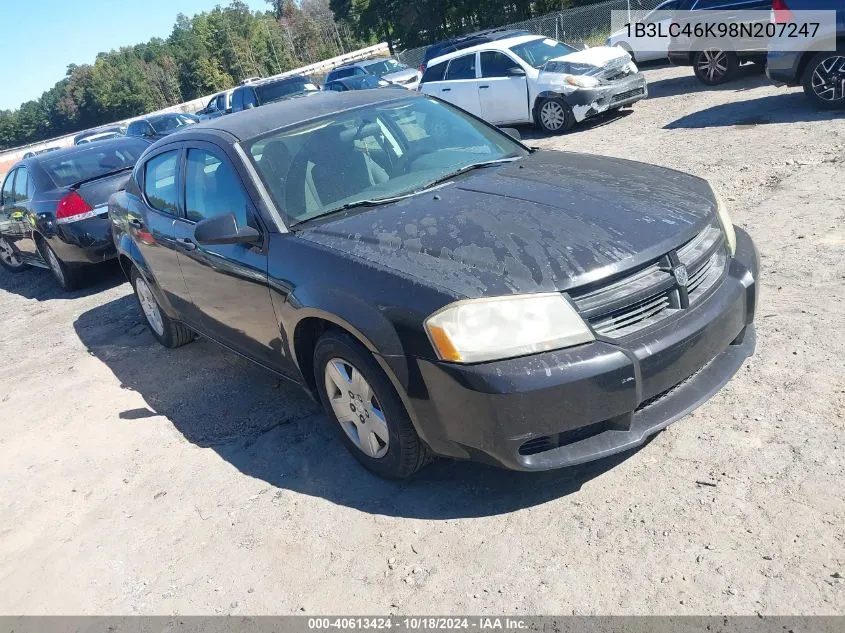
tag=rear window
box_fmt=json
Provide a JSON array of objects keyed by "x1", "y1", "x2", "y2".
[
  {"x1": 421, "y1": 61, "x2": 447, "y2": 83},
  {"x1": 149, "y1": 115, "x2": 193, "y2": 134},
  {"x1": 41, "y1": 139, "x2": 149, "y2": 187},
  {"x1": 256, "y1": 78, "x2": 318, "y2": 104}
]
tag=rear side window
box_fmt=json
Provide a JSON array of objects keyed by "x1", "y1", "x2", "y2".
[
  {"x1": 232, "y1": 88, "x2": 244, "y2": 111},
  {"x1": 330, "y1": 67, "x2": 357, "y2": 80},
  {"x1": 144, "y1": 151, "x2": 179, "y2": 215},
  {"x1": 480, "y1": 51, "x2": 519, "y2": 78},
  {"x1": 184, "y1": 149, "x2": 251, "y2": 227},
  {"x1": 421, "y1": 61, "x2": 447, "y2": 83},
  {"x1": 12, "y1": 168, "x2": 29, "y2": 201},
  {"x1": 445, "y1": 54, "x2": 477, "y2": 80},
  {"x1": 1, "y1": 170, "x2": 16, "y2": 205}
]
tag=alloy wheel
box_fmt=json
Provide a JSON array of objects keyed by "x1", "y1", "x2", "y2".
[
  {"x1": 811, "y1": 55, "x2": 845, "y2": 103},
  {"x1": 135, "y1": 276, "x2": 165, "y2": 337},
  {"x1": 539, "y1": 100, "x2": 567, "y2": 131},
  {"x1": 324, "y1": 358, "x2": 389, "y2": 459},
  {"x1": 0, "y1": 237, "x2": 23, "y2": 268},
  {"x1": 697, "y1": 48, "x2": 728, "y2": 82}
]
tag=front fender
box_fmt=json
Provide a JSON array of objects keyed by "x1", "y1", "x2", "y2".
[{"x1": 284, "y1": 285, "x2": 411, "y2": 388}]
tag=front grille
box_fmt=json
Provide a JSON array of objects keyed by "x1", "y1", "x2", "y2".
[
  {"x1": 570, "y1": 222, "x2": 727, "y2": 340},
  {"x1": 611, "y1": 87, "x2": 645, "y2": 102}
]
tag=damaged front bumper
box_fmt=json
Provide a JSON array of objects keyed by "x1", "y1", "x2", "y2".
[{"x1": 546, "y1": 73, "x2": 649, "y2": 122}]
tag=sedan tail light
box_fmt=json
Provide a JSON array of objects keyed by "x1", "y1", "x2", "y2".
[
  {"x1": 772, "y1": 0, "x2": 793, "y2": 23},
  {"x1": 55, "y1": 191, "x2": 94, "y2": 224}
]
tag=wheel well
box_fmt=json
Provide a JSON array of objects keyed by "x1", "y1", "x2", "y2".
[
  {"x1": 797, "y1": 39, "x2": 845, "y2": 84},
  {"x1": 117, "y1": 254, "x2": 134, "y2": 279},
  {"x1": 293, "y1": 317, "x2": 338, "y2": 395}
]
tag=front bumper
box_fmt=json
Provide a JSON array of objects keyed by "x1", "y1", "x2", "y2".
[
  {"x1": 407, "y1": 227, "x2": 759, "y2": 471},
  {"x1": 564, "y1": 73, "x2": 648, "y2": 122}
]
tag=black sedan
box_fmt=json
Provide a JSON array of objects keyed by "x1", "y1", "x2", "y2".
[
  {"x1": 0, "y1": 137, "x2": 150, "y2": 289},
  {"x1": 109, "y1": 91, "x2": 759, "y2": 479}
]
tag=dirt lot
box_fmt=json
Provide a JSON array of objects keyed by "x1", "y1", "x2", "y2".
[{"x1": 1, "y1": 63, "x2": 843, "y2": 616}]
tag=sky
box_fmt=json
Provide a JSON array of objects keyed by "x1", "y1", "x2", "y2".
[{"x1": 0, "y1": 0, "x2": 270, "y2": 111}]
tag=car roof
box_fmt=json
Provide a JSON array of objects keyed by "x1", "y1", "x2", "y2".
[
  {"x1": 242, "y1": 75, "x2": 311, "y2": 88},
  {"x1": 427, "y1": 34, "x2": 542, "y2": 67},
  {"x1": 185, "y1": 90, "x2": 419, "y2": 142}
]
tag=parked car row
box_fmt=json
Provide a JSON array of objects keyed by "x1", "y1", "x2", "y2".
[
  {"x1": 605, "y1": 0, "x2": 844, "y2": 108},
  {"x1": 1, "y1": 87, "x2": 758, "y2": 480}
]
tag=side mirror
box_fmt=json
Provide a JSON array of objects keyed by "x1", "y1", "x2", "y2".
[
  {"x1": 194, "y1": 213, "x2": 260, "y2": 245},
  {"x1": 507, "y1": 67, "x2": 526, "y2": 77},
  {"x1": 244, "y1": 102, "x2": 255, "y2": 110},
  {"x1": 499, "y1": 127, "x2": 521, "y2": 141}
]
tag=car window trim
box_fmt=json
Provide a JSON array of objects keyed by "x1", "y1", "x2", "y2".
[{"x1": 178, "y1": 142, "x2": 268, "y2": 240}]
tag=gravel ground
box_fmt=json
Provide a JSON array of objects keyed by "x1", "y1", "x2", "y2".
[{"x1": 0, "y1": 63, "x2": 843, "y2": 616}]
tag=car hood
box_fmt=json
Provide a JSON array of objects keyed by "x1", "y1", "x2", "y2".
[
  {"x1": 382, "y1": 68, "x2": 420, "y2": 83},
  {"x1": 551, "y1": 46, "x2": 631, "y2": 66},
  {"x1": 296, "y1": 150, "x2": 718, "y2": 298}
]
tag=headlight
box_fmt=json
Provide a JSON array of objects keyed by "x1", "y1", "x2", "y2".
[
  {"x1": 564, "y1": 74, "x2": 600, "y2": 89},
  {"x1": 425, "y1": 294, "x2": 594, "y2": 363},
  {"x1": 712, "y1": 188, "x2": 736, "y2": 255}
]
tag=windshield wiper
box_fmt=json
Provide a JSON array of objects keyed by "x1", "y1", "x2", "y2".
[
  {"x1": 289, "y1": 186, "x2": 448, "y2": 228},
  {"x1": 419, "y1": 156, "x2": 522, "y2": 191}
]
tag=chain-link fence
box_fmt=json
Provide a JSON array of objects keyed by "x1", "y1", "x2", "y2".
[{"x1": 396, "y1": 0, "x2": 665, "y2": 69}]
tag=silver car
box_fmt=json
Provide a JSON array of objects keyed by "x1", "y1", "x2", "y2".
[{"x1": 325, "y1": 58, "x2": 422, "y2": 90}]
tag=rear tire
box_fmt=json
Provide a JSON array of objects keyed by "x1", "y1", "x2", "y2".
[
  {"x1": 314, "y1": 329, "x2": 430, "y2": 479},
  {"x1": 535, "y1": 97, "x2": 575, "y2": 134},
  {"x1": 802, "y1": 50, "x2": 845, "y2": 110},
  {"x1": 39, "y1": 239, "x2": 80, "y2": 290},
  {"x1": 0, "y1": 236, "x2": 27, "y2": 273},
  {"x1": 693, "y1": 48, "x2": 738, "y2": 85},
  {"x1": 130, "y1": 267, "x2": 193, "y2": 349}
]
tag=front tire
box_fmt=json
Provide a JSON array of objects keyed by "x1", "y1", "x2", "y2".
[
  {"x1": 693, "y1": 48, "x2": 738, "y2": 85},
  {"x1": 130, "y1": 267, "x2": 193, "y2": 349},
  {"x1": 0, "y1": 236, "x2": 27, "y2": 273},
  {"x1": 314, "y1": 330, "x2": 429, "y2": 479},
  {"x1": 802, "y1": 50, "x2": 845, "y2": 110},
  {"x1": 535, "y1": 97, "x2": 575, "y2": 134}
]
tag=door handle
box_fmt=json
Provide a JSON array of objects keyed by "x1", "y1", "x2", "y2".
[
  {"x1": 441, "y1": 88, "x2": 451, "y2": 92},
  {"x1": 479, "y1": 85, "x2": 490, "y2": 89},
  {"x1": 177, "y1": 238, "x2": 196, "y2": 252},
  {"x1": 128, "y1": 218, "x2": 143, "y2": 229}
]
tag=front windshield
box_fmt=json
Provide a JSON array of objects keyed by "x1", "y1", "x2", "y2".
[
  {"x1": 257, "y1": 78, "x2": 318, "y2": 103},
  {"x1": 246, "y1": 96, "x2": 527, "y2": 226},
  {"x1": 363, "y1": 59, "x2": 408, "y2": 76},
  {"x1": 509, "y1": 37, "x2": 577, "y2": 68}
]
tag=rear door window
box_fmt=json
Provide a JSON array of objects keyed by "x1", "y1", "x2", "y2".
[
  {"x1": 232, "y1": 88, "x2": 244, "y2": 111},
  {"x1": 12, "y1": 168, "x2": 29, "y2": 201},
  {"x1": 1, "y1": 170, "x2": 17, "y2": 206},
  {"x1": 143, "y1": 151, "x2": 179, "y2": 215},
  {"x1": 445, "y1": 54, "x2": 477, "y2": 80},
  {"x1": 421, "y1": 61, "x2": 447, "y2": 83}
]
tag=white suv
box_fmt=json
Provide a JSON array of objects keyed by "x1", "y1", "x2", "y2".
[{"x1": 419, "y1": 34, "x2": 647, "y2": 133}]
